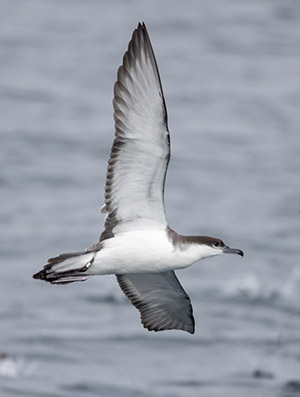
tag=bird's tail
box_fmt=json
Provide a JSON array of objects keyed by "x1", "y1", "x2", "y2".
[{"x1": 33, "y1": 251, "x2": 95, "y2": 284}]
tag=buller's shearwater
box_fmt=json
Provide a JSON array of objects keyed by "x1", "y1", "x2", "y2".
[{"x1": 33, "y1": 23, "x2": 243, "y2": 334}]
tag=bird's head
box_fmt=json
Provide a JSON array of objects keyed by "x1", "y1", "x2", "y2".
[
  {"x1": 167, "y1": 228, "x2": 244, "y2": 260},
  {"x1": 201, "y1": 237, "x2": 244, "y2": 258}
]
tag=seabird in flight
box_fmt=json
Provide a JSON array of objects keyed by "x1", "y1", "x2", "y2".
[{"x1": 33, "y1": 23, "x2": 243, "y2": 334}]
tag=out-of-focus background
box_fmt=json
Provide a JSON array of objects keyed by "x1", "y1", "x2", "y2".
[{"x1": 1, "y1": 0, "x2": 300, "y2": 396}]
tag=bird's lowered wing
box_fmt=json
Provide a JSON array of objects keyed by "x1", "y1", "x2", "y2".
[
  {"x1": 100, "y1": 23, "x2": 170, "y2": 242},
  {"x1": 116, "y1": 271, "x2": 195, "y2": 334}
]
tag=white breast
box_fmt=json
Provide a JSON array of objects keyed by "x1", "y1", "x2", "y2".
[
  {"x1": 90, "y1": 229, "x2": 219, "y2": 275},
  {"x1": 91, "y1": 230, "x2": 172, "y2": 274}
]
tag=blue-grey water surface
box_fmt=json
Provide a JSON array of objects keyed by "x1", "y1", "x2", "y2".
[{"x1": 1, "y1": 1, "x2": 300, "y2": 396}]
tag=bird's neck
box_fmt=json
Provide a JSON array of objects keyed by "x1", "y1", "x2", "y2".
[{"x1": 166, "y1": 227, "x2": 219, "y2": 263}]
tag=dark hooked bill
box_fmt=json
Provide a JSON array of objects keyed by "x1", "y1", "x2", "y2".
[{"x1": 223, "y1": 246, "x2": 244, "y2": 257}]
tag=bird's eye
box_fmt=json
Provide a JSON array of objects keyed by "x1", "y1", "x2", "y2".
[{"x1": 214, "y1": 241, "x2": 220, "y2": 247}]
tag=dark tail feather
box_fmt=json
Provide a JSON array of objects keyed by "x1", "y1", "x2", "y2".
[
  {"x1": 32, "y1": 267, "x2": 91, "y2": 284},
  {"x1": 33, "y1": 251, "x2": 95, "y2": 285},
  {"x1": 46, "y1": 251, "x2": 86, "y2": 265}
]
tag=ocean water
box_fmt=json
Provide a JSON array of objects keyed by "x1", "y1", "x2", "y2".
[{"x1": 1, "y1": 0, "x2": 300, "y2": 396}]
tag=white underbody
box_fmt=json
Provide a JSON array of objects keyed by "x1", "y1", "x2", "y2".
[{"x1": 87, "y1": 229, "x2": 221, "y2": 275}]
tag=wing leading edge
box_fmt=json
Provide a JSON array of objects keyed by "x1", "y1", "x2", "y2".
[
  {"x1": 100, "y1": 23, "x2": 170, "y2": 242},
  {"x1": 116, "y1": 271, "x2": 195, "y2": 334}
]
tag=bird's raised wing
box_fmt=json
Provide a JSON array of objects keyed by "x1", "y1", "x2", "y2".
[
  {"x1": 100, "y1": 23, "x2": 170, "y2": 242},
  {"x1": 116, "y1": 271, "x2": 195, "y2": 334}
]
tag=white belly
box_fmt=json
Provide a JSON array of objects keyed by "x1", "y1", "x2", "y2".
[{"x1": 89, "y1": 230, "x2": 204, "y2": 275}]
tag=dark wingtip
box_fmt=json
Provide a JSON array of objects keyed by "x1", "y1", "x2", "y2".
[{"x1": 137, "y1": 22, "x2": 147, "y2": 34}]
